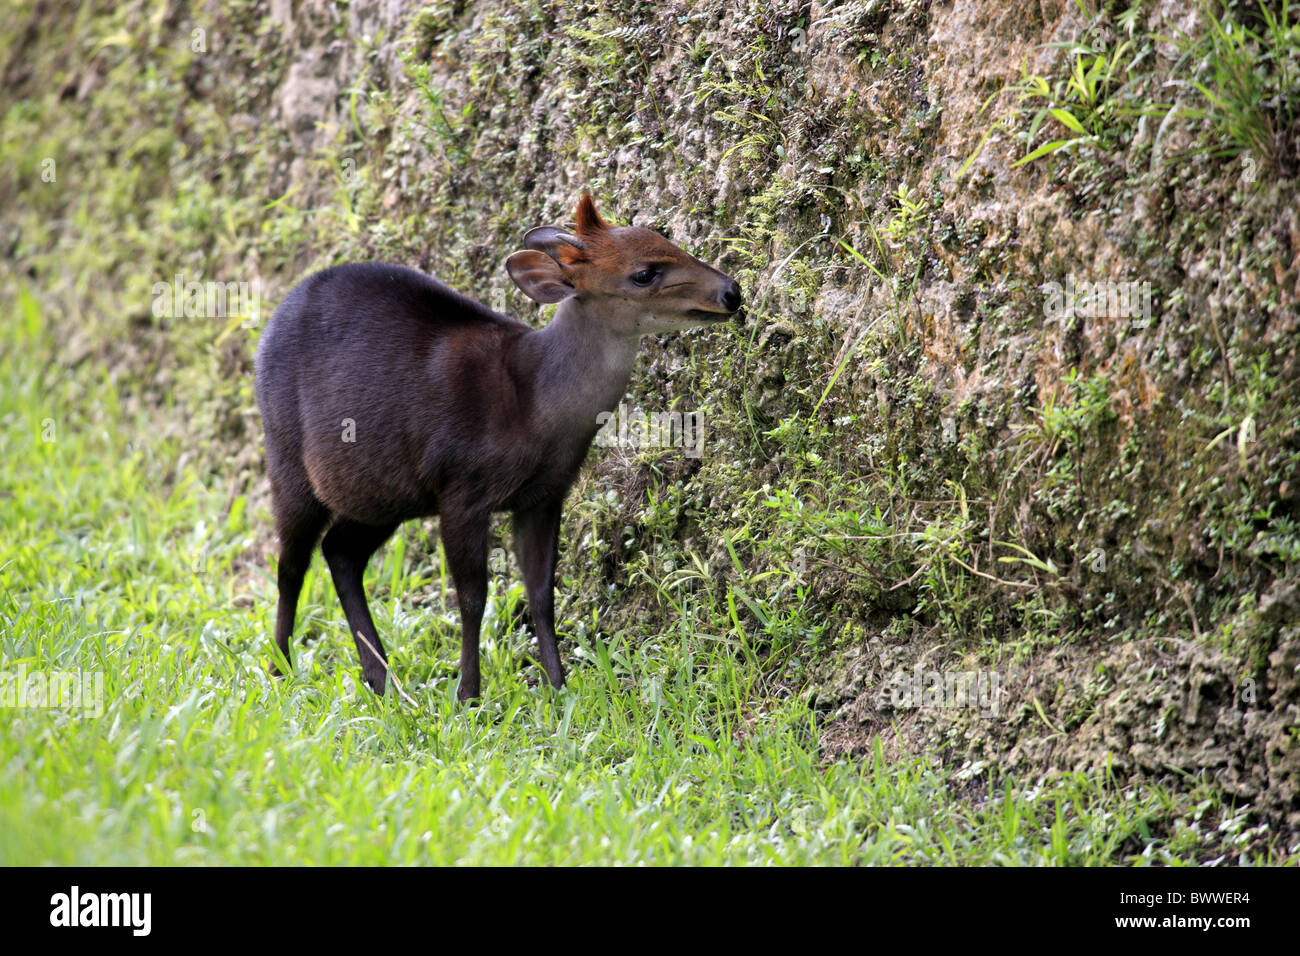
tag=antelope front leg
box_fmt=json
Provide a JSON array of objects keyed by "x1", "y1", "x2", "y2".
[{"x1": 513, "y1": 499, "x2": 565, "y2": 690}]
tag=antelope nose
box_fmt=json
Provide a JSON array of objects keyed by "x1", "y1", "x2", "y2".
[{"x1": 722, "y1": 281, "x2": 742, "y2": 312}]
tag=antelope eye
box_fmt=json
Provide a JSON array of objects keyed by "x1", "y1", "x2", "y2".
[{"x1": 631, "y1": 269, "x2": 658, "y2": 287}]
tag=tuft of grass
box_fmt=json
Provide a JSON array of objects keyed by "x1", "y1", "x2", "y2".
[
  {"x1": 1009, "y1": 34, "x2": 1143, "y2": 167},
  {"x1": 1169, "y1": 0, "x2": 1300, "y2": 177},
  {"x1": 961, "y1": 2, "x2": 1154, "y2": 176}
]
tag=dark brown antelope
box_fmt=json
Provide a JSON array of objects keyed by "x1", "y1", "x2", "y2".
[{"x1": 255, "y1": 194, "x2": 742, "y2": 700}]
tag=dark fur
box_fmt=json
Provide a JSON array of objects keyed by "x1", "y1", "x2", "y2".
[{"x1": 255, "y1": 262, "x2": 590, "y2": 698}]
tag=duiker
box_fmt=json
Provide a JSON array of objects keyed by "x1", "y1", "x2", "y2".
[{"x1": 255, "y1": 194, "x2": 741, "y2": 699}]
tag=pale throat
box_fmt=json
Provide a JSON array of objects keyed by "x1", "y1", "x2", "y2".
[{"x1": 529, "y1": 297, "x2": 642, "y2": 437}]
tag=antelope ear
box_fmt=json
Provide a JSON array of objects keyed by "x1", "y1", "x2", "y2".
[
  {"x1": 506, "y1": 250, "x2": 575, "y2": 304},
  {"x1": 524, "y1": 226, "x2": 585, "y2": 260}
]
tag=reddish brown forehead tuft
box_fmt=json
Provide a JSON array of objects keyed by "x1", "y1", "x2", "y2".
[
  {"x1": 575, "y1": 193, "x2": 609, "y2": 235},
  {"x1": 559, "y1": 198, "x2": 694, "y2": 273}
]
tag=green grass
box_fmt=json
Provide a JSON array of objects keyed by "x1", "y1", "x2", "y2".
[
  {"x1": 1171, "y1": 0, "x2": 1300, "y2": 177},
  {"x1": 0, "y1": 308, "x2": 1281, "y2": 866}
]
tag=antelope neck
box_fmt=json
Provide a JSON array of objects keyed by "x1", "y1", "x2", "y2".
[{"x1": 526, "y1": 297, "x2": 641, "y2": 435}]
